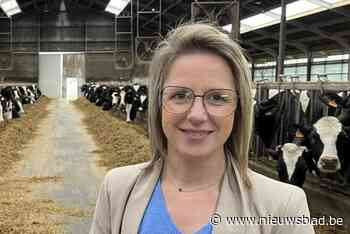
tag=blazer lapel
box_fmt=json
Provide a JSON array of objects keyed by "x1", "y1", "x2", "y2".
[
  {"x1": 121, "y1": 160, "x2": 163, "y2": 234},
  {"x1": 213, "y1": 157, "x2": 249, "y2": 234}
]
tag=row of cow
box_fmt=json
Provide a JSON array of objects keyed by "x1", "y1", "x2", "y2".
[
  {"x1": 254, "y1": 89, "x2": 350, "y2": 189},
  {"x1": 81, "y1": 83, "x2": 148, "y2": 122},
  {"x1": 0, "y1": 85, "x2": 42, "y2": 122}
]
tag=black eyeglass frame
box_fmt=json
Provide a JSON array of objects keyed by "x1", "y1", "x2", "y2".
[{"x1": 160, "y1": 85, "x2": 239, "y2": 117}]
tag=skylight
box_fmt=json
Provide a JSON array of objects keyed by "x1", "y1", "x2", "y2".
[
  {"x1": 241, "y1": 13, "x2": 275, "y2": 28},
  {"x1": 0, "y1": 0, "x2": 21, "y2": 17},
  {"x1": 286, "y1": 0, "x2": 319, "y2": 17},
  {"x1": 223, "y1": 0, "x2": 350, "y2": 34},
  {"x1": 105, "y1": 0, "x2": 130, "y2": 16},
  {"x1": 323, "y1": 0, "x2": 339, "y2": 3}
]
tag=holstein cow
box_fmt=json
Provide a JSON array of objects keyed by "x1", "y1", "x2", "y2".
[
  {"x1": 95, "y1": 85, "x2": 108, "y2": 106},
  {"x1": 111, "y1": 88, "x2": 121, "y2": 108},
  {"x1": 254, "y1": 90, "x2": 314, "y2": 187},
  {"x1": 267, "y1": 143, "x2": 308, "y2": 188},
  {"x1": 0, "y1": 94, "x2": 5, "y2": 122},
  {"x1": 123, "y1": 84, "x2": 142, "y2": 122},
  {"x1": 12, "y1": 87, "x2": 25, "y2": 114},
  {"x1": 1, "y1": 86, "x2": 21, "y2": 119},
  {"x1": 87, "y1": 84, "x2": 100, "y2": 103},
  {"x1": 254, "y1": 90, "x2": 305, "y2": 149},
  {"x1": 137, "y1": 85, "x2": 148, "y2": 113},
  {"x1": 18, "y1": 86, "x2": 32, "y2": 104},
  {"x1": 101, "y1": 86, "x2": 119, "y2": 111},
  {"x1": 293, "y1": 92, "x2": 350, "y2": 186}
]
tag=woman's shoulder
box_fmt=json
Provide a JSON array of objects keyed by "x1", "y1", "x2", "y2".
[
  {"x1": 249, "y1": 169, "x2": 305, "y2": 195},
  {"x1": 101, "y1": 162, "x2": 151, "y2": 193},
  {"x1": 247, "y1": 169, "x2": 309, "y2": 216},
  {"x1": 245, "y1": 171, "x2": 314, "y2": 233},
  {"x1": 104, "y1": 162, "x2": 150, "y2": 183}
]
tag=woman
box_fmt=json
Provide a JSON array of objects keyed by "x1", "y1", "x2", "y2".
[{"x1": 90, "y1": 23, "x2": 315, "y2": 234}]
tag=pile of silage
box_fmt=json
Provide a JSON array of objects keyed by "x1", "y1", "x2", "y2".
[
  {"x1": 73, "y1": 97, "x2": 151, "y2": 170},
  {"x1": 0, "y1": 174, "x2": 91, "y2": 234},
  {"x1": 0, "y1": 97, "x2": 59, "y2": 233},
  {"x1": 315, "y1": 225, "x2": 348, "y2": 234},
  {"x1": 0, "y1": 96, "x2": 51, "y2": 176},
  {"x1": 0, "y1": 97, "x2": 91, "y2": 234}
]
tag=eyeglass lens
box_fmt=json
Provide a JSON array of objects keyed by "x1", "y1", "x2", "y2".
[{"x1": 162, "y1": 86, "x2": 237, "y2": 116}]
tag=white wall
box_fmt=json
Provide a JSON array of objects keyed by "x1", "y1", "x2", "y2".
[{"x1": 39, "y1": 54, "x2": 62, "y2": 98}]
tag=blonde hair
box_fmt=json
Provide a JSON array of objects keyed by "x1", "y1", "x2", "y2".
[{"x1": 147, "y1": 23, "x2": 253, "y2": 188}]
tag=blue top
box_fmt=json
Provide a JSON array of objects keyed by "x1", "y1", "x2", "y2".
[{"x1": 138, "y1": 179, "x2": 213, "y2": 234}]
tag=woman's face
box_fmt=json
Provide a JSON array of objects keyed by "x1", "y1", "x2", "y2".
[{"x1": 162, "y1": 52, "x2": 237, "y2": 160}]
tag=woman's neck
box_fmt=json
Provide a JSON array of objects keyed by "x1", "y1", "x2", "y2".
[{"x1": 162, "y1": 149, "x2": 226, "y2": 190}]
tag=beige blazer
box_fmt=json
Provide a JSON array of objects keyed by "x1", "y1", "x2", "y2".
[{"x1": 90, "y1": 158, "x2": 315, "y2": 234}]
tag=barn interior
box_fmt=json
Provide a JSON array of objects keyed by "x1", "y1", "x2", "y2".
[{"x1": 0, "y1": 0, "x2": 350, "y2": 233}]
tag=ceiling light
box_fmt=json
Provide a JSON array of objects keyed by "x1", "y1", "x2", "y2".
[
  {"x1": 105, "y1": 0, "x2": 129, "y2": 16},
  {"x1": 0, "y1": 0, "x2": 21, "y2": 17}
]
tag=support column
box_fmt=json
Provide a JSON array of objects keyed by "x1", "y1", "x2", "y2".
[
  {"x1": 231, "y1": 0, "x2": 240, "y2": 41},
  {"x1": 307, "y1": 51, "x2": 312, "y2": 81},
  {"x1": 348, "y1": 50, "x2": 350, "y2": 81},
  {"x1": 275, "y1": 56, "x2": 279, "y2": 80},
  {"x1": 276, "y1": 0, "x2": 287, "y2": 81},
  {"x1": 251, "y1": 62, "x2": 255, "y2": 81}
]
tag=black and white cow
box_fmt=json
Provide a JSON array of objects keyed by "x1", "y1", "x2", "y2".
[
  {"x1": 0, "y1": 94, "x2": 6, "y2": 122},
  {"x1": 86, "y1": 84, "x2": 99, "y2": 103},
  {"x1": 1, "y1": 86, "x2": 21, "y2": 119},
  {"x1": 111, "y1": 88, "x2": 121, "y2": 108},
  {"x1": 124, "y1": 85, "x2": 140, "y2": 122},
  {"x1": 254, "y1": 90, "x2": 306, "y2": 149},
  {"x1": 267, "y1": 143, "x2": 308, "y2": 187},
  {"x1": 18, "y1": 86, "x2": 32, "y2": 104},
  {"x1": 101, "y1": 86, "x2": 119, "y2": 111},
  {"x1": 95, "y1": 85, "x2": 109, "y2": 106},
  {"x1": 254, "y1": 90, "x2": 319, "y2": 187},
  {"x1": 138, "y1": 85, "x2": 148, "y2": 113},
  {"x1": 12, "y1": 86, "x2": 25, "y2": 114},
  {"x1": 292, "y1": 92, "x2": 350, "y2": 186}
]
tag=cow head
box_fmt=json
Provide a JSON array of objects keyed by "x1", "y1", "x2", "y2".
[
  {"x1": 267, "y1": 143, "x2": 308, "y2": 187},
  {"x1": 281, "y1": 143, "x2": 307, "y2": 182},
  {"x1": 314, "y1": 116, "x2": 342, "y2": 173}
]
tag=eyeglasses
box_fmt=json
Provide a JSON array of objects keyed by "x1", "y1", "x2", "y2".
[{"x1": 161, "y1": 86, "x2": 238, "y2": 116}]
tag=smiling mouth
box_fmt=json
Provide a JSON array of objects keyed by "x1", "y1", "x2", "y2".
[{"x1": 180, "y1": 129, "x2": 213, "y2": 138}]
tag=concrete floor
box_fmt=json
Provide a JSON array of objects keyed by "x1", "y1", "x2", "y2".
[{"x1": 16, "y1": 98, "x2": 105, "y2": 234}]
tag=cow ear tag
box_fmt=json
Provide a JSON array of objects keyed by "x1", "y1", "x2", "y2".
[
  {"x1": 295, "y1": 130, "x2": 304, "y2": 139},
  {"x1": 328, "y1": 100, "x2": 337, "y2": 108}
]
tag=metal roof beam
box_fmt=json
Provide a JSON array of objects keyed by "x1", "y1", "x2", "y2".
[
  {"x1": 250, "y1": 28, "x2": 308, "y2": 53},
  {"x1": 313, "y1": 17, "x2": 350, "y2": 28},
  {"x1": 305, "y1": 0, "x2": 350, "y2": 19},
  {"x1": 242, "y1": 4, "x2": 349, "y2": 49},
  {"x1": 242, "y1": 41, "x2": 277, "y2": 57}
]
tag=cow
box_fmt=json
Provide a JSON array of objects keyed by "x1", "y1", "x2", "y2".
[
  {"x1": 137, "y1": 85, "x2": 148, "y2": 113},
  {"x1": 95, "y1": 85, "x2": 109, "y2": 106},
  {"x1": 267, "y1": 143, "x2": 308, "y2": 188},
  {"x1": 24, "y1": 86, "x2": 36, "y2": 104},
  {"x1": 286, "y1": 92, "x2": 350, "y2": 186},
  {"x1": 18, "y1": 86, "x2": 32, "y2": 104},
  {"x1": 0, "y1": 95, "x2": 5, "y2": 122},
  {"x1": 254, "y1": 90, "x2": 305, "y2": 149},
  {"x1": 101, "y1": 86, "x2": 119, "y2": 111},
  {"x1": 1, "y1": 86, "x2": 21, "y2": 119},
  {"x1": 111, "y1": 89, "x2": 121, "y2": 107},
  {"x1": 254, "y1": 89, "x2": 322, "y2": 187},
  {"x1": 12, "y1": 87, "x2": 25, "y2": 114},
  {"x1": 86, "y1": 84, "x2": 99, "y2": 103},
  {"x1": 124, "y1": 85, "x2": 140, "y2": 122}
]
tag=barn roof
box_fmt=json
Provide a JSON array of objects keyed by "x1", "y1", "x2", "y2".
[{"x1": 1, "y1": 0, "x2": 349, "y2": 62}]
